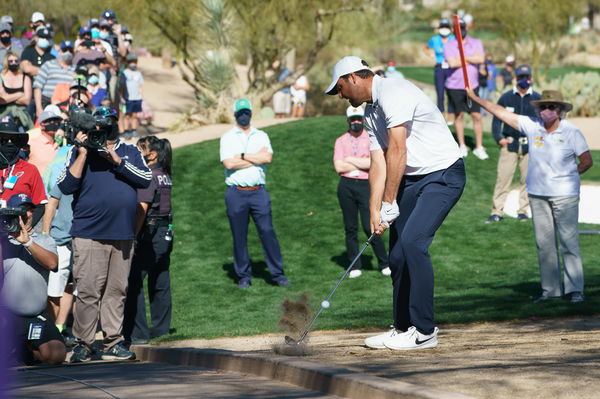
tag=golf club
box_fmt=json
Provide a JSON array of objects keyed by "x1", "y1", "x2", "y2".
[{"x1": 284, "y1": 233, "x2": 377, "y2": 346}]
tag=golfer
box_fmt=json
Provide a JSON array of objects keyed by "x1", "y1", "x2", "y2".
[{"x1": 325, "y1": 56, "x2": 465, "y2": 350}]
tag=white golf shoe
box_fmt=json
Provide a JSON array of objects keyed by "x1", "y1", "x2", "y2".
[
  {"x1": 365, "y1": 327, "x2": 399, "y2": 349},
  {"x1": 349, "y1": 269, "x2": 362, "y2": 279},
  {"x1": 472, "y1": 146, "x2": 489, "y2": 160},
  {"x1": 383, "y1": 326, "x2": 439, "y2": 350},
  {"x1": 459, "y1": 145, "x2": 469, "y2": 158},
  {"x1": 381, "y1": 267, "x2": 391, "y2": 276}
]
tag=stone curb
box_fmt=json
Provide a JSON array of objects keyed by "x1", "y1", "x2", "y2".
[{"x1": 133, "y1": 346, "x2": 476, "y2": 399}]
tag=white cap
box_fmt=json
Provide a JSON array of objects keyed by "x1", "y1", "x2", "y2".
[
  {"x1": 1, "y1": 16, "x2": 13, "y2": 24},
  {"x1": 346, "y1": 106, "x2": 364, "y2": 118},
  {"x1": 505, "y1": 55, "x2": 515, "y2": 63},
  {"x1": 31, "y1": 12, "x2": 45, "y2": 23},
  {"x1": 325, "y1": 56, "x2": 369, "y2": 95},
  {"x1": 39, "y1": 104, "x2": 62, "y2": 123},
  {"x1": 463, "y1": 13, "x2": 473, "y2": 24}
]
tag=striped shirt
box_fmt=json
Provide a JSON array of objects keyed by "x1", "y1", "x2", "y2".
[{"x1": 33, "y1": 59, "x2": 74, "y2": 99}]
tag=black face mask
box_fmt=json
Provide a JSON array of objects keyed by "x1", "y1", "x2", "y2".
[
  {"x1": 235, "y1": 113, "x2": 251, "y2": 127},
  {"x1": 44, "y1": 122, "x2": 61, "y2": 132},
  {"x1": 0, "y1": 36, "x2": 10, "y2": 45},
  {"x1": 7, "y1": 63, "x2": 19, "y2": 72},
  {"x1": 349, "y1": 123, "x2": 363, "y2": 132},
  {"x1": 143, "y1": 154, "x2": 155, "y2": 163},
  {"x1": 0, "y1": 142, "x2": 21, "y2": 169}
]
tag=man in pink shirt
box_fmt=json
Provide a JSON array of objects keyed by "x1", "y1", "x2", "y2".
[
  {"x1": 443, "y1": 19, "x2": 488, "y2": 160},
  {"x1": 333, "y1": 106, "x2": 389, "y2": 278},
  {"x1": 29, "y1": 104, "x2": 62, "y2": 176}
]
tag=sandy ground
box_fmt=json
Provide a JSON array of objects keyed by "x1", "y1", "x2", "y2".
[{"x1": 158, "y1": 317, "x2": 600, "y2": 399}]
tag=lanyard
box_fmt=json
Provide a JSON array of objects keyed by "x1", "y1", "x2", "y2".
[{"x1": 0, "y1": 164, "x2": 16, "y2": 193}]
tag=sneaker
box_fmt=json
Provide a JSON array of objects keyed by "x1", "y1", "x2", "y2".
[
  {"x1": 70, "y1": 343, "x2": 92, "y2": 363},
  {"x1": 130, "y1": 337, "x2": 150, "y2": 345},
  {"x1": 237, "y1": 280, "x2": 251, "y2": 288},
  {"x1": 533, "y1": 294, "x2": 560, "y2": 303},
  {"x1": 517, "y1": 213, "x2": 529, "y2": 222},
  {"x1": 102, "y1": 343, "x2": 136, "y2": 360},
  {"x1": 485, "y1": 215, "x2": 503, "y2": 224},
  {"x1": 381, "y1": 267, "x2": 391, "y2": 276},
  {"x1": 459, "y1": 145, "x2": 469, "y2": 158},
  {"x1": 62, "y1": 329, "x2": 77, "y2": 347},
  {"x1": 365, "y1": 327, "x2": 399, "y2": 349},
  {"x1": 383, "y1": 326, "x2": 439, "y2": 350},
  {"x1": 349, "y1": 269, "x2": 362, "y2": 279},
  {"x1": 275, "y1": 278, "x2": 291, "y2": 287},
  {"x1": 570, "y1": 292, "x2": 585, "y2": 303},
  {"x1": 472, "y1": 147, "x2": 489, "y2": 160}
]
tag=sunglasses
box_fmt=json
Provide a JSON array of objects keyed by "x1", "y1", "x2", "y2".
[
  {"x1": 348, "y1": 117, "x2": 363, "y2": 122},
  {"x1": 539, "y1": 104, "x2": 559, "y2": 111},
  {"x1": 7, "y1": 59, "x2": 19, "y2": 64},
  {"x1": 0, "y1": 136, "x2": 21, "y2": 144}
]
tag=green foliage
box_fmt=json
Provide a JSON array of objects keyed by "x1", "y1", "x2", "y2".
[
  {"x1": 542, "y1": 71, "x2": 600, "y2": 116},
  {"x1": 162, "y1": 117, "x2": 600, "y2": 341}
]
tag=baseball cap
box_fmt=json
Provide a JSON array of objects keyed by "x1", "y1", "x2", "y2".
[
  {"x1": 60, "y1": 40, "x2": 74, "y2": 51},
  {"x1": 40, "y1": 104, "x2": 62, "y2": 123},
  {"x1": 79, "y1": 26, "x2": 91, "y2": 36},
  {"x1": 0, "y1": 22, "x2": 11, "y2": 33},
  {"x1": 346, "y1": 106, "x2": 364, "y2": 118},
  {"x1": 1, "y1": 16, "x2": 13, "y2": 25},
  {"x1": 234, "y1": 99, "x2": 252, "y2": 113},
  {"x1": 99, "y1": 19, "x2": 111, "y2": 28},
  {"x1": 88, "y1": 18, "x2": 100, "y2": 27},
  {"x1": 7, "y1": 193, "x2": 34, "y2": 209},
  {"x1": 102, "y1": 9, "x2": 116, "y2": 19},
  {"x1": 515, "y1": 64, "x2": 532, "y2": 77},
  {"x1": 505, "y1": 55, "x2": 515, "y2": 63},
  {"x1": 0, "y1": 116, "x2": 24, "y2": 134},
  {"x1": 121, "y1": 25, "x2": 129, "y2": 33},
  {"x1": 35, "y1": 27, "x2": 52, "y2": 38},
  {"x1": 70, "y1": 78, "x2": 88, "y2": 91},
  {"x1": 126, "y1": 53, "x2": 138, "y2": 62},
  {"x1": 438, "y1": 18, "x2": 451, "y2": 28},
  {"x1": 31, "y1": 11, "x2": 45, "y2": 23},
  {"x1": 325, "y1": 56, "x2": 370, "y2": 95}
]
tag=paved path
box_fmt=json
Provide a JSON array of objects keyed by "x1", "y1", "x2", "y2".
[{"x1": 14, "y1": 362, "x2": 342, "y2": 399}]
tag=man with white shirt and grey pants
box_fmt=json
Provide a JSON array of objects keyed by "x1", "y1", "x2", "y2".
[{"x1": 326, "y1": 56, "x2": 466, "y2": 350}]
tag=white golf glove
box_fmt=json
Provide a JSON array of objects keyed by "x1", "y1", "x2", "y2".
[{"x1": 380, "y1": 200, "x2": 400, "y2": 228}]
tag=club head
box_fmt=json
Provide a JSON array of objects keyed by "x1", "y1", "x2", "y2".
[{"x1": 284, "y1": 335, "x2": 301, "y2": 346}]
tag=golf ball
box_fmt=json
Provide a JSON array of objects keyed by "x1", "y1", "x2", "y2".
[{"x1": 321, "y1": 300, "x2": 330, "y2": 309}]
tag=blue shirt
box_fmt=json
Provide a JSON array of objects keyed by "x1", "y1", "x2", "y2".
[
  {"x1": 486, "y1": 63, "x2": 498, "y2": 92},
  {"x1": 57, "y1": 141, "x2": 152, "y2": 240},
  {"x1": 49, "y1": 183, "x2": 73, "y2": 246},
  {"x1": 428, "y1": 34, "x2": 455, "y2": 64}
]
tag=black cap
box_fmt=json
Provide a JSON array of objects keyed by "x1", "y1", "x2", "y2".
[
  {"x1": 35, "y1": 27, "x2": 52, "y2": 38},
  {"x1": 0, "y1": 116, "x2": 26, "y2": 135},
  {"x1": 439, "y1": 19, "x2": 451, "y2": 28}
]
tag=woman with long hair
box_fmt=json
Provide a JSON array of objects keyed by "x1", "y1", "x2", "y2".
[
  {"x1": 0, "y1": 52, "x2": 33, "y2": 129},
  {"x1": 124, "y1": 135, "x2": 174, "y2": 344}
]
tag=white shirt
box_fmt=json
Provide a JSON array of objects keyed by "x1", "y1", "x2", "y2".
[
  {"x1": 365, "y1": 75, "x2": 461, "y2": 175},
  {"x1": 220, "y1": 125, "x2": 273, "y2": 187},
  {"x1": 290, "y1": 75, "x2": 308, "y2": 103},
  {"x1": 519, "y1": 116, "x2": 589, "y2": 196}
]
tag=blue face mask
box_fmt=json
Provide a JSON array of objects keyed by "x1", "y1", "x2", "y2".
[
  {"x1": 517, "y1": 77, "x2": 531, "y2": 89},
  {"x1": 88, "y1": 75, "x2": 99, "y2": 85},
  {"x1": 235, "y1": 112, "x2": 251, "y2": 127},
  {"x1": 37, "y1": 38, "x2": 51, "y2": 49},
  {"x1": 91, "y1": 28, "x2": 100, "y2": 39},
  {"x1": 99, "y1": 31, "x2": 109, "y2": 40}
]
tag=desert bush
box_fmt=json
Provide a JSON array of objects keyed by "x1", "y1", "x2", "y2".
[{"x1": 540, "y1": 72, "x2": 600, "y2": 117}]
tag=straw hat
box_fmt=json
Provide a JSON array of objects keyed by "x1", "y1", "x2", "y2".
[{"x1": 530, "y1": 90, "x2": 573, "y2": 112}]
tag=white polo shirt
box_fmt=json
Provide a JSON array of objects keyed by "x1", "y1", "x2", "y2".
[
  {"x1": 364, "y1": 75, "x2": 461, "y2": 175},
  {"x1": 518, "y1": 116, "x2": 589, "y2": 197},
  {"x1": 220, "y1": 125, "x2": 273, "y2": 187}
]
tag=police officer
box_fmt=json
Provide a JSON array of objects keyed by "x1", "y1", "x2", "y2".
[{"x1": 124, "y1": 135, "x2": 173, "y2": 344}]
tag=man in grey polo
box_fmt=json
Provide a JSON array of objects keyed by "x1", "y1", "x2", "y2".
[{"x1": 33, "y1": 40, "x2": 74, "y2": 117}]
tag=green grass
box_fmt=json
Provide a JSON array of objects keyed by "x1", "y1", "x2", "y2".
[
  {"x1": 164, "y1": 116, "x2": 600, "y2": 341},
  {"x1": 397, "y1": 66, "x2": 600, "y2": 86}
]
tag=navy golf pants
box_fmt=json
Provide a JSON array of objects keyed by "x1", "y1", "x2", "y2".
[
  {"x1": 389, "y1": 159, "x2": 465, "y2": 335},
  {"x1": 225, "y1": 186, "x2": 285, "y2": 282}
]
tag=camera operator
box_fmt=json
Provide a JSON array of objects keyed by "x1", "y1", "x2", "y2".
[
  {"x1": 57, "y1": 105, "x2": 151, "y2": 362},
  {"x1": 1, "y1": 193, "x2": 63, "y2": 365},
  {"x1": 0, "y1": 116, "x2": 47, "y2": 225}
]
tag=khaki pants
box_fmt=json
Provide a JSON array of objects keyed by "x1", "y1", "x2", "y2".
[
  {"x1": 72, "y1": 238, "x2": 134, "y2": 350},
  {"x1": 491, "y1": 146, "x2": 529, "y2": 216}
]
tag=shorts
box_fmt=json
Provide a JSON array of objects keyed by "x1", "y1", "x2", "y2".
[
  {"x1": 273, "y1": 91, "x2": 291, "y2": 114},
  {"x1": 125, "y1": 100, "x2": 143, "y2": 114},
  {"x1": 447, "y1": 87, "x2": 481, "y2": 115},
  {"x1": 48, "y1": 244, "x2": 73, "y2": 297},
  {"x1": 291, "y1": 96, "x2": 306, "y2": 106},
  {"x1": 17, "y1": 311, "x2": 64, "y2": 351}
]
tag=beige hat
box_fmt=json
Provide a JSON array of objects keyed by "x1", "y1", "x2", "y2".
[
  {"x1": 346, "y1": 106, "x2": 364, "y2": 118},
  {"x1": 530, "y1": 90, "x2": 573, "y2": 112}
]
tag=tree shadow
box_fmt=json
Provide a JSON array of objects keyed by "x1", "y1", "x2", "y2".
[
  {"x1": 450, "y1": 131, "x2": 475, "y2": 149},
  {"x1": 222, "y1": 260, "x2": 277, "y2": 285},
  {"x1": 330, "y1": 252, "x2": 376, "y2": 270}
]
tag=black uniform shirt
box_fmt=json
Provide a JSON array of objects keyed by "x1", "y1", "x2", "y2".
[{"x1": 137, "y1": 163, "x2": 172, "y2": 218}]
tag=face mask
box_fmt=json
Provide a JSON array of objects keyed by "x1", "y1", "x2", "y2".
[
  {"x1": 37, "y1": 38, "x2": 51, "y2": 49},
  {"x1": 54, "y1": 136, "x2": 63, "y2": 146},
  {"x1": 99, "y1": 31, "x2": 109, "y2": 40},
  {"x1": 44, "y1": 122, "x2": 60, "y2": 132},
  {"x1": 439, "y1": 28, "x2": 451, "y2": 37},
  {"x1": 0, "y1": 142, "x2": 20, "y2": 169},
  {"x1": 60, "y1": 51, "x2": 73, "y2": 63},
  {"x1": 235, "y1": 113, "x2": 251, "y2": 127},
  {"x1": 128, "y1": 63, "x2": 137, "y2": 70},
  {"x1": 516, "y1": 78, "x2": 531, "y2": 89},
  {"x1": 143, "y1": 154, "x2": 155, "y2": 163},
  {"x1": 88, "y1": 75, "x2": 99, "y2": 85},
  {"x1": 8, "y1": 63, "x2": 19, "y2": 72},
  {"x1": 91, "y1": 28, "x2": 100, "y2": 39},
  {"x1": 349, "y1": 123, "x2": 363, "y2": 132},
  {"x1": 0, "y1": 36, "x2": 10, "y2": 45},
  {"x1": 540, "y1": 108, "x2": 559, "y2": 124}
]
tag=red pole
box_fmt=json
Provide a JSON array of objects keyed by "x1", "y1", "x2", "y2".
[{"x1": 453, "y1": 14, "x2": 470, "y2": 89}]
